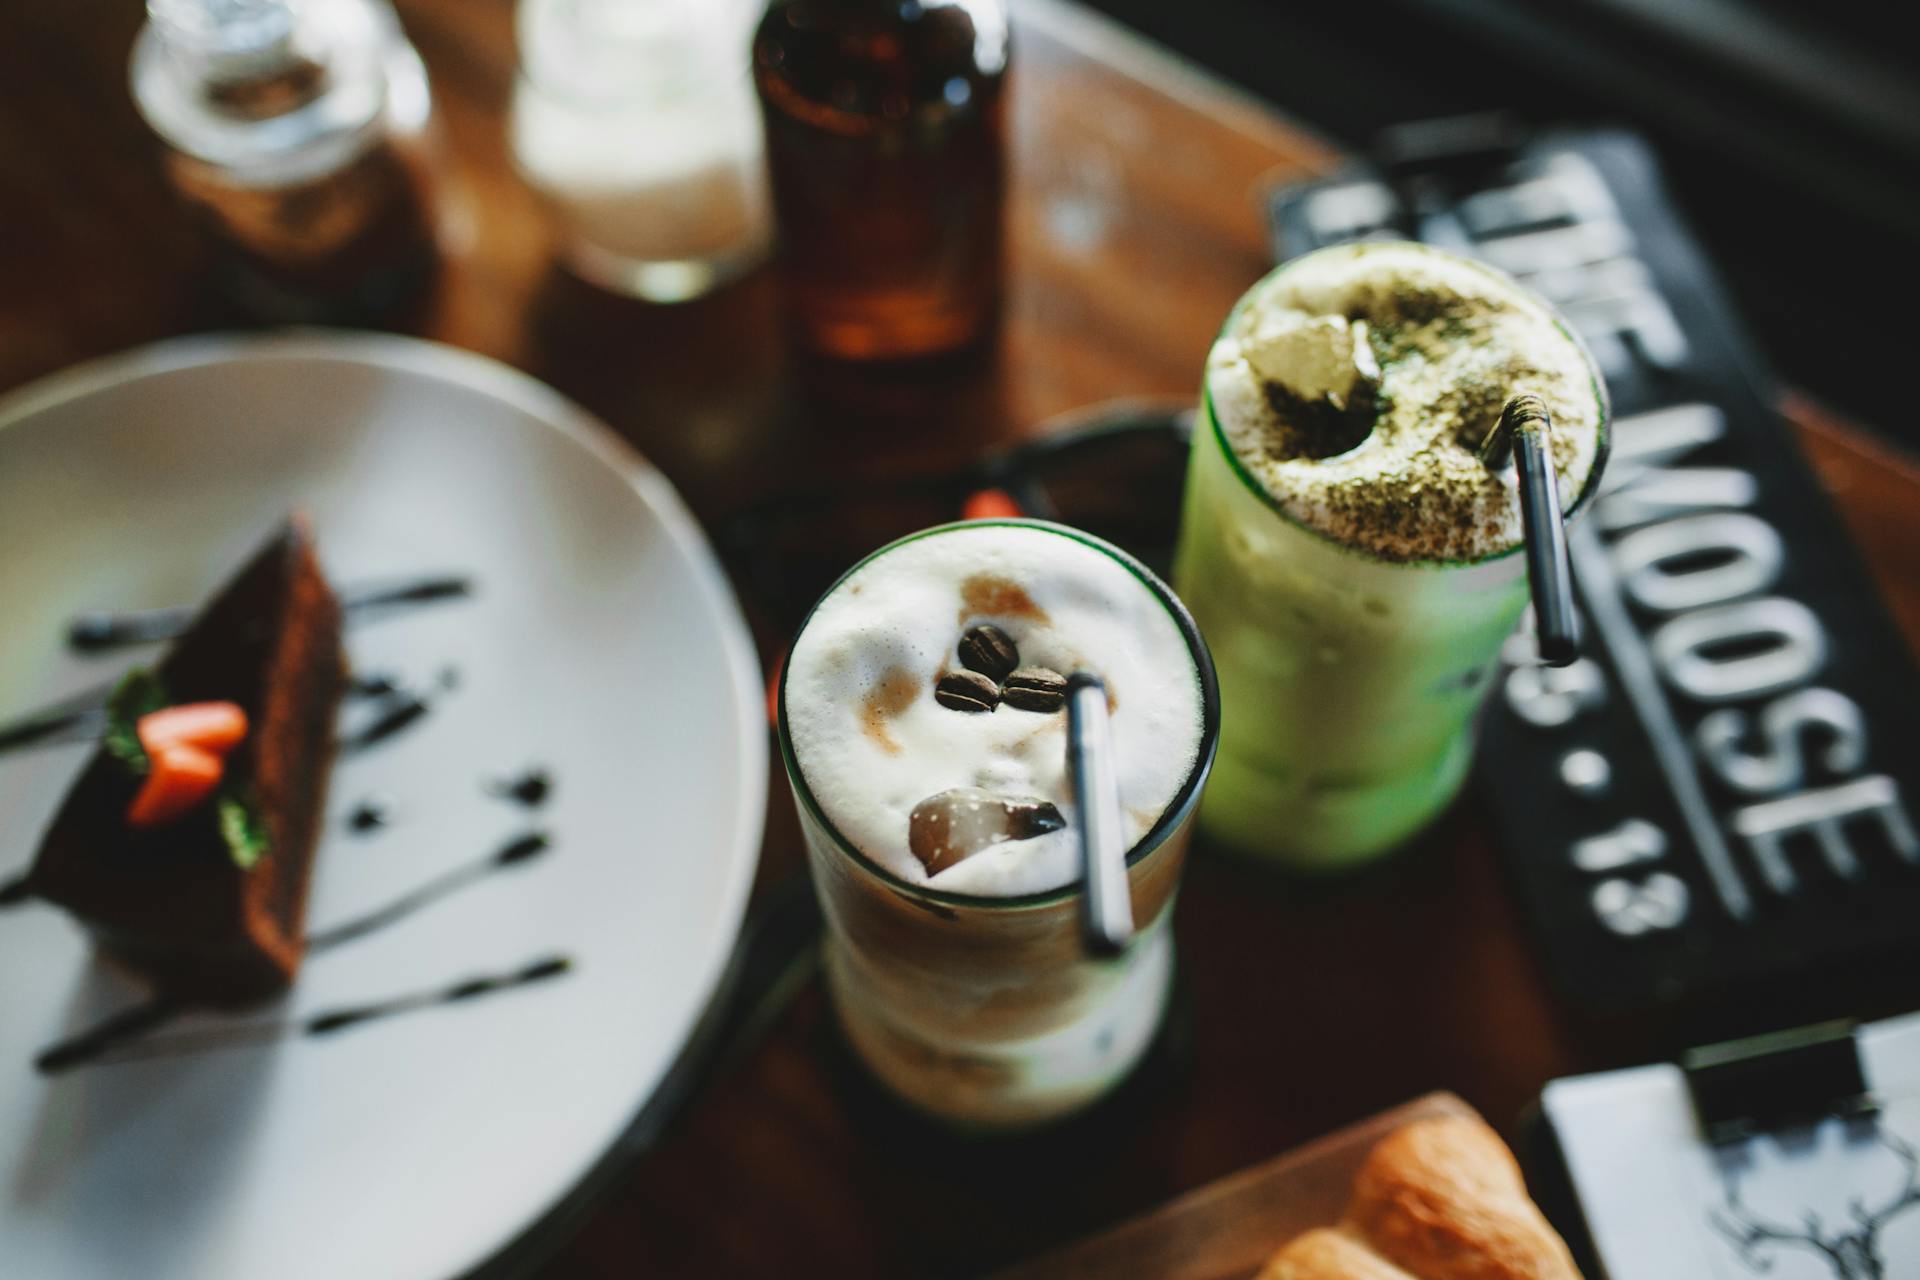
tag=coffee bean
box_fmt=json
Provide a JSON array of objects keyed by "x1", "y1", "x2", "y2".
[
  {"x1": 957, "y1": 624, "x2": 1020, "y2": 681},
  {"x1": 934, "y1": 670, "x2": 1000, "y2": 713},
  {"x1": 1001, "y1": 666, "x2": 1068, "y2": 712}
]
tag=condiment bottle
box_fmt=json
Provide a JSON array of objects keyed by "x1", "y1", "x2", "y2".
[
  {"x1": 130, "y1": 0, "x2": 441, "y2": 321},
  {"x1": 753, "y1": 0, "x2": 1009, "y2": 361}
]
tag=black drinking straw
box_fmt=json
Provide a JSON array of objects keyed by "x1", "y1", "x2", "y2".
[
  {"x1": 1481, "y1": 393, "x2": 1579, "y2": 666},
  {"x1": 1066, "y1": 673, "x2": 1133, "y2": 956}
]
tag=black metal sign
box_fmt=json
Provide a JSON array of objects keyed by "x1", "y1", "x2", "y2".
[{"x1": 1270, "y1": 126, "x2": 1920, "y2": 1042}]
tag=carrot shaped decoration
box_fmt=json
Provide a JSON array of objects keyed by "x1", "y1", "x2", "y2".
[{"x1": 126, "y1": 702, "x2": 248, "y2": 828}]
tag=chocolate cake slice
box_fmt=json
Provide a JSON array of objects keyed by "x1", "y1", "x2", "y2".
[{"x1": 26, "y1": 517, "x2": 346, "y2": 1005}]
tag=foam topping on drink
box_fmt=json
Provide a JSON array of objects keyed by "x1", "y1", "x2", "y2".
[
  {"x1": 1207, "y1": 241, "x2": 1605, "y2": 561},
  {"x1": 783, "y1": 523, "x2": 1205, "y2": 896}
]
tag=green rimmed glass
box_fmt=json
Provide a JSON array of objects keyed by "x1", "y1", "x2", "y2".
[
  {"x1": 776, "y1": 518, "x2": 1220, "y2": 1129},
  {"x1": 1173, "y1": 243, "x2": 1611, "y2": 870}
]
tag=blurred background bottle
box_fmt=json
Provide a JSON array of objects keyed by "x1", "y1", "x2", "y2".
[
  {"x1": 753, "y1": 0, "x2": 1009, "y2": 362},
  {"x1": 130, "y1": 0, "x2": 441, "y2": 323},
  {"x1": 511, "y1": 0, "x2": 771, "y2": 304}
]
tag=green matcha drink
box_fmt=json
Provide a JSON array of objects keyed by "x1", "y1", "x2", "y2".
[{"x1": 1174, "y1": 242, "x2": 1608, "y2": 869}]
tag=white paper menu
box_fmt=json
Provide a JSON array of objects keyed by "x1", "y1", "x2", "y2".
[{"x1": 1542, "y1": 1012, "x2": 1920, "y2": 1279}]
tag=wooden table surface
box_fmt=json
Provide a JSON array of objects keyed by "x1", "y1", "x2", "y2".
[{"x1": 4, "y1": 1, "x2": 1919, "y2": 1277}]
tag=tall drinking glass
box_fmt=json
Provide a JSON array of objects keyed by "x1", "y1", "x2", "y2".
[
  {"x1": 510, "y1": 0, "x2": 771, "y2": 302},
  {"x1": 1174, "y1": 242, "x2": 1609, "y2": 870},
  {"x1": 778, "y1": 520, "x2": 1219, "y2": 1129}
]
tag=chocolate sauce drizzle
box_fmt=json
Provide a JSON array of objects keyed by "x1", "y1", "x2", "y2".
[
  {"x1": 305, "y1": 831, "x2": 550, "y2": 952},
  {"x1": 485, "y1": 768, "x2": 552, "y2": 809},
  {"x1": 340, "y1": 666, "x2": 459, "y2": 755},
  {"x1": 34, "y1": 998, "x2": 182, "y2": 1074},
  {"x1": 345, "y1": 799, "x2": 394, "y2": 836},
  {"x1": 340, "y1": 693, "x2": 432, "y2": 753},
  {"x1": 2, "y1": 637, "x2": 459, "y2": 769},
  {"x1": 309, "y1": 956, "x2": 571, "y2": 1034},
  {"x1": 30, "y1": 829, "x2": 556, "y2": 1070},
  {"x1": 34, "y1": 957, "x2": 572, "y2": 1074},
  {"x1": 349, "y1": 671, "x2": 401, "y2": 699},
  {"x1": 65, "y1": 574, "x2": 474, "y2": 653},
  {"x1": 0, "y1": 695, "x2": 109, "y2": 759}
]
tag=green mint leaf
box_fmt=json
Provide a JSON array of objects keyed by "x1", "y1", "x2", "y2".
[
  {"x1": 217, "y1": 793, "x2": 271, "y2": 871},
  {"x1": 103, "y1": 668, "x2": 168, "y2": 774}
]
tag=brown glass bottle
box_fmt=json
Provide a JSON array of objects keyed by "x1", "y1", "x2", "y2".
[{"x1": 754, "y1": 0, "x2": 1009, "y2": 361}]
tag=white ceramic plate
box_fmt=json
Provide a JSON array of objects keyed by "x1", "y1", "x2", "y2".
[{"x1": 0, "y1": 334, "x2": 766, "y2": 1279}]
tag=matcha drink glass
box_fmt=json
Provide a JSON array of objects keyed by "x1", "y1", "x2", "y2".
[
  {"x1": 779, "y1": 520, "x2": 1218, "y2": 1129},
  {"x1": 1174, "y1": 242, "x2": 1608, "y2": 869}
]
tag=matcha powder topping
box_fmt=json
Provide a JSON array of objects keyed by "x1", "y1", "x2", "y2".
[{"x1": 1206, "y1": 241, "x2": 1605, "y2": 562}]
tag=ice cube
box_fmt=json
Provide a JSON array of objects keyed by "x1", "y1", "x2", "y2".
[
  {"x1": 1244, "y1": 312, "x2": 1379, "y2": 409},
  {"x1": 907, "y1": 788, "x2": 1067, "y2": 875}
]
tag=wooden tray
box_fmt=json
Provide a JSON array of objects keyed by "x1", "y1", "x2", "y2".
[{"x1": 996, "y1": 1093, "x2": 1477, "y2": 1280}]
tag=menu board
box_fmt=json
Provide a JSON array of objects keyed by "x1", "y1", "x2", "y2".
[{"x1": 1270, "y1": 126, "x2": 1920, "y2": 1041}]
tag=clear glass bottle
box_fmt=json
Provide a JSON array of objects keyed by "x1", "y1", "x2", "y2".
[
  {"x1": 130, "y1": 0, "x2": 440, "y2": 321},
  {"x1": 510, "y1": 0, "x2": 772, "y2": 303},
  {"x1": 754, "y1": 0, "x2": 1009, "y2": 361}
]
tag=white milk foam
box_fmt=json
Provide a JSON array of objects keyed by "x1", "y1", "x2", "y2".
[{"x1": 784, "y1": 523, "x2": 1205, "y2": 897}]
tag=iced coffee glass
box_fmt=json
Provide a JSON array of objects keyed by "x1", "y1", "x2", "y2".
[
  {"x1": 1175, "y1": 242, "x2": 1608, "y2": 870},
  {"x1": 778, "y1": 520, "x2": 1218, "y2": 1129}
]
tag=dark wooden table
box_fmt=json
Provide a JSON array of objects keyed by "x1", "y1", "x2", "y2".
[{"x1": 5, "y1": 1, "x2": 1918, "y2": 1276}]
